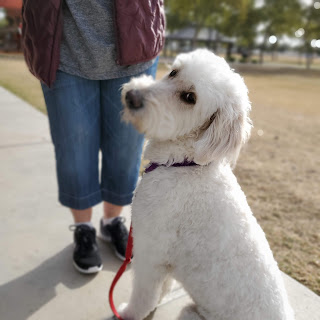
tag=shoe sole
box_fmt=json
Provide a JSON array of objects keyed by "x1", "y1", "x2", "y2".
[
  {"x1": 99, "y1": 232, "x2": 126, "y2": 261},
  {"x1": 73, "y1": 261, "x2": 103, "y2": 274}
]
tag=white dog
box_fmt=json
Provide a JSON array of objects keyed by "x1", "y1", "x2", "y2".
[{"x1": 119, "y1": 49, "x2": 294, "y2": 320}]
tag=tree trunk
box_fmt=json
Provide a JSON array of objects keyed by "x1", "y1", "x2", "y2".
[
  {"x1": 298, "y1": 52, "x2": 303, "y2": 65},
  {"x1": 306, "y1": 53, "x2": 312, "y2": 70},
  {"x1": 191, "y1": 26, "x2": 201, "y2": 50},
  {"x1": 259, "y1": 48, "x2": 264, "y2": 64},
  {"x1": 259, "y1": 34, "x2": 269, "y2": 64},
  {"x1": 226, "y1": 43, "x2": 233, "y2": 60},
  {"x1": 163, "y1": 40, "x2": 168, "y2": 57}
]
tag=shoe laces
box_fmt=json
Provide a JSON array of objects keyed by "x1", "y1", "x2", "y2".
[
  {"x1": 108, "y1": 217, "x2": 128, "y2": 240},
  {"x1": 69, "y1": 224, "x2": 96, "y2": 252}
]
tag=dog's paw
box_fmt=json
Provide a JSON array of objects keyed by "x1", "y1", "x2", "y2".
[
  {"x1": 118, "y1": 303, "x2": 135, "y2": 320},
  {"x1": 118, "y1": 302, "x2": 128, "y2": 313}
]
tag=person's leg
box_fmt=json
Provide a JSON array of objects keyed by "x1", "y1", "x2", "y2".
[
  {"x1": 41, "y1": 70, "x2": 102, "y2": 212},
  {"x1": 103, "y1": 202, "x2": 122, "y2": 219},
  {"x1": 71, "y1": 208, "x2": 93, "y2": 223},
  {"x1": 99, "y1": 59, "x2": 159, "y2": 259},
  {"x1": 101, "y1": 58, "x2": 159, "y2": 210},
  {"x1": 41, "y1": 71, "x2": 102, "y2": 273}
]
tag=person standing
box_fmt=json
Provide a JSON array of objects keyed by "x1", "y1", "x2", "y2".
[{"x1": 22, "y1": 0, "x2": 165, "y2": 273}]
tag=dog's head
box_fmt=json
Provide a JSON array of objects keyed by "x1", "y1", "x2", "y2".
[{"x1": 122, "y1": 49, "x2": 252, "y2": 166}]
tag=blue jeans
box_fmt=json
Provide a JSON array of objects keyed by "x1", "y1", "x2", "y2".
[{"x1": 41, "y1": 60, "x2": 158, "y2": 210}]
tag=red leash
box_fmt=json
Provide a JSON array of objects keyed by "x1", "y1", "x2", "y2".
[{"x1": 109, "y1": 224, "x2": 133, "y2": 320}]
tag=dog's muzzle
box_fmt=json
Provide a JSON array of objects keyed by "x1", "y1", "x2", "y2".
[{"x1": 125, "y1": 90, "x2": 144, "y2": 110}]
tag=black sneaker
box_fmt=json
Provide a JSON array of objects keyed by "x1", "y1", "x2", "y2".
[
  {"x1": 70, "y1": 224, "x2": 103, "y2": 274},
  {"x1": 99, "y1": 217, "x2": 129, "y2": 261}
]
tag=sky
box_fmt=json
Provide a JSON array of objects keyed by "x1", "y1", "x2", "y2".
[{"x1": 256, "y1": 0, "x2": 314, "y2": 7}]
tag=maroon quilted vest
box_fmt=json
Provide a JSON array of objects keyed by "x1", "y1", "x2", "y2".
[{"x1": 22, "y1": 0, "x2": 165, "y2": 87}]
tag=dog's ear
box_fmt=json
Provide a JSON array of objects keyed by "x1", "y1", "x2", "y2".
[{"x1": 194, "y1": 99, "x2": 252, "y2": 167}]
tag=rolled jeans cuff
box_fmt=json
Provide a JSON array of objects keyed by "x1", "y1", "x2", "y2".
[
  {"x1": 59, "y1": 190, "x2": 102, "y2": 210},
  {"x1": 101, "y1": 188, "x2": 134, "y2": 206}
]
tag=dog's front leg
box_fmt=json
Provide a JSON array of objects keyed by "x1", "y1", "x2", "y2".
[{"x1": 119, "y1": 260, "x2": 168, "y2": 320}]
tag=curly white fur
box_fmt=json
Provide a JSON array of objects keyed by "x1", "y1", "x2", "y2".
[{"x1": 120, "y1": 49, "x2": 294, "y2": 320}]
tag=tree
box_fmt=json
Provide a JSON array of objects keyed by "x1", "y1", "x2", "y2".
[
  {"x1": 165, "y1": 0, "x2": 251, "y2": 49},
  {"x1": 0, "y1": 8, "x2": 9, "y2": 28},
  {"x1": 299, "y1": 1, "x2": 320, "y2": 69},
  {"x1": 219, "y1": 0, "x2": 261, "y2": 58},
  {"x1": 257, "y1": 0, "x2": 302, "y2": 63}
]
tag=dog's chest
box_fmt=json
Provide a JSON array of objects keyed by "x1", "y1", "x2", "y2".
[
  {"x1": 136, "y1": 168, "x2": 192, "y2": 201},
  {"x1": 132, "y1": 165, "x2": 225, "y2": 225},
  {"x1": 133, "y1": 168, "x2": 197, "y2": 215},
  {"x1": 133, "y1": 165, "x2": 249, "y2": 231},
  {"x1": 131, "y1": 167, "x2": 208, "y2": 247}
]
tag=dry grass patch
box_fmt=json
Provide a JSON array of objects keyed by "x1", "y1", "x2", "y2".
[
  {"x1": 0, "y1": 54, "x2": 46, "y2": 113},
  {"x1": 234, "y1": 68, "x2": 320, "y2": 295}
]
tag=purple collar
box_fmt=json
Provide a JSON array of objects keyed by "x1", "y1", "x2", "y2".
[{"x1": 145, "y1": 160, "x2": 198, "y2": 174}]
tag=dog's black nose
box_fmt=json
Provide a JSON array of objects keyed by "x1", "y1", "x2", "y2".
[{"x1": 125, "y1": 90, "x2": 144, "y2": 109}]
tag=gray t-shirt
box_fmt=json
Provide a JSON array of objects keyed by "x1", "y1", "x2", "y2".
[{"x1": 59, "y1": 0, "x2": 153, "y2": 80}]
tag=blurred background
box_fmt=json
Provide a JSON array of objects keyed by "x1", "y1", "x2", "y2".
[{"x1": 0, "y1": 0, "x2": 319, "y2": 296}]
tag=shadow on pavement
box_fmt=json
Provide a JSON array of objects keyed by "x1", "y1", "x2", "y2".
[{"x1": 0, "y1": 242, "x2": 127, "y2": 320}]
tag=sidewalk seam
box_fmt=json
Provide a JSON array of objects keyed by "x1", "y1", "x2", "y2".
[{"x1": 0, "y1": 141, "x2": 51, "y2": 149}]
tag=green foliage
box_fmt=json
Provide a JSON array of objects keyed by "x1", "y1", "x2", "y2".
[
  {"x1": 300, "y1": 2, "x2": 320, "y2": 48},
  {"x1": 219, "y1": 0, "x2": 260, "y2": 48},
  {"x1": 258, "y1": 0, "x2": 302, "y2": 48},
  {"x1": 227, "y1": 55, "x2": 236, "y2": 62},
  {"x1": 0, "y1": 8, "x2": 8, "y2": 28},
  {"x1": 165, "y1": 0, "x2": 319, "y2": 60},
  {"x1": 0, "y1": 19, "x2": 9, "y2": 28},
  {"x1": 166, "y1": 0, "x2": 251, "y2": 32}
]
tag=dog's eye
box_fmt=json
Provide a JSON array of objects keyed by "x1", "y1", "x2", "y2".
[
  {"x1": 169, "y1": 70, "x2": 178, "y2": 77},
  {"x1": 180, "y1": 92, "x2": 196, "y2": 105}
]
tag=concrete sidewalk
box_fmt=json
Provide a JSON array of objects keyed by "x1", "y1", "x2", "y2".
[{"x1": 0, "y1": 86, "x2": 319, "y2": 320}]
